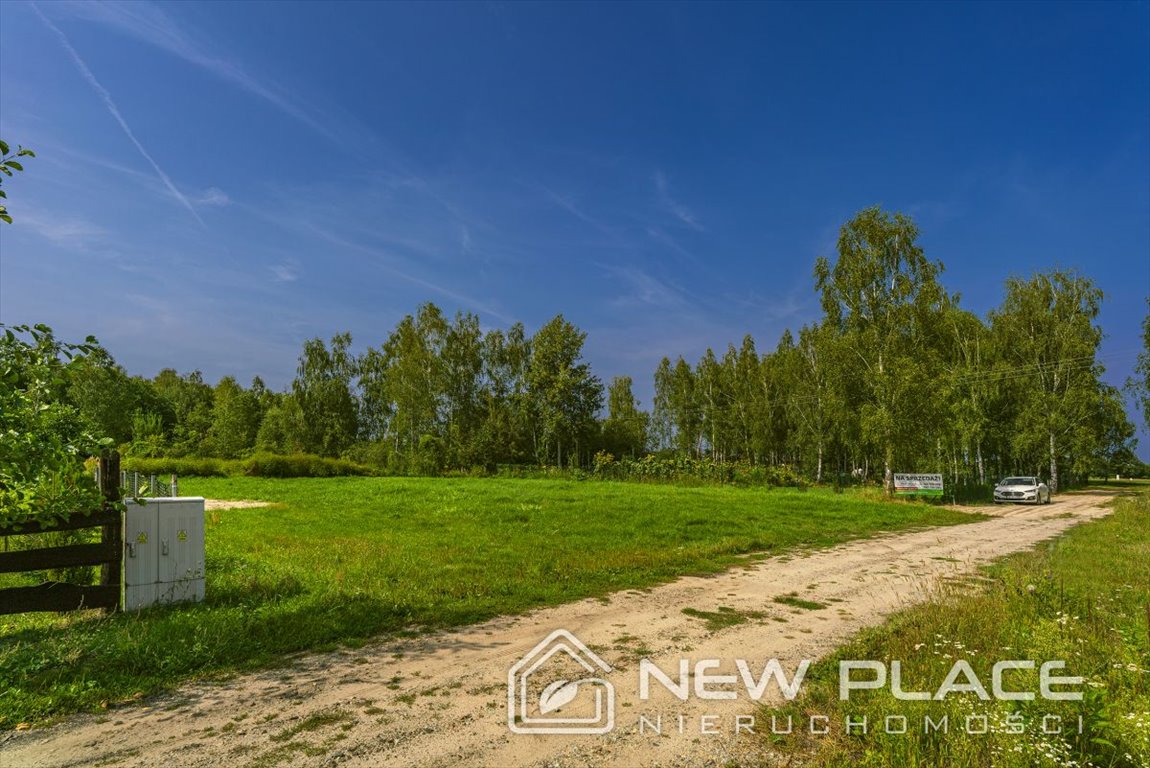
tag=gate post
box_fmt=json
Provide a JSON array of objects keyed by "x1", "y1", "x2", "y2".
[{"x1": 98, "y1": 452, "x2": 123, "y2": 612}]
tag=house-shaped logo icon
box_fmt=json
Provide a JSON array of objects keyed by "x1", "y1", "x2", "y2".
[{"x1": 507, "y1": 628, "x2": 615, "y2": 734}]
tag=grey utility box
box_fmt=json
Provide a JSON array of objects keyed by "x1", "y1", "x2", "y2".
[{"x1": 123, "y1": 497, "x2": 206, "y2": 611}]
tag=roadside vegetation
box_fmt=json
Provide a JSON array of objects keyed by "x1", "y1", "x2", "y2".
[
  {"x1": 120, "y1": 453, "x2": 375, "y2": 479},
  {"x1": 759, "y1": 489, "x2": 1150, "y2": 768},
  {"x1": 0, "y1": 477, "x2": 976, "y2": 729}
]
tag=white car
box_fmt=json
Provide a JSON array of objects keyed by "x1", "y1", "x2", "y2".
[{"x1": 993, "y1": 476, "x2": 1051, "y2": 504}]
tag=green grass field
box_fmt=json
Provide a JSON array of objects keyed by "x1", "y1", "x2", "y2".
[
  {"x1": 0, "y1": 477, "x2": 976, "y2": 729},
  {"x1": 760, "y1": 489, "x2": 1150, "y2": 767}
]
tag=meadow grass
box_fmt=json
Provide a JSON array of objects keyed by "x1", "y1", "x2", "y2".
[
  {"x1": 0, "y1": 476, "x2": 976, "y2": 729},
  {"x1": 759, "y1": 489, "x2": 1150, "y2": 768}
]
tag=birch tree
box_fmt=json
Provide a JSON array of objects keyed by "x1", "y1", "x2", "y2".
[
  {"x1": 989, "y1": 270, "x2": 1103, "y2": 491},
  {"x1": 601, "y1": 376, "x2": 649, "y2": 458},
  {"x1": 525, "y1": 315, "x2": 603, "y2": 466},
  {"x1": 814, "y1": 207, "x2": 949, "y2": 495}
]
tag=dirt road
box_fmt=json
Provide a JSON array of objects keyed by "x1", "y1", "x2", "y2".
[{"x1": 1, "y1": 491, "x2": 1115, "y2": 768}]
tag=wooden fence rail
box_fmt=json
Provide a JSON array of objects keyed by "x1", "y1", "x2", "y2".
[{"x1": 0, "y1": 455, "x2": 123, "y2": 615}]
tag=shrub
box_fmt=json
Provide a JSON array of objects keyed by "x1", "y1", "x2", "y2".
[
  {"x1": 122, "y1": 453, "x2": 374, "y2": 478},
  {"x1": 122, "y1": 456, "x2": 229, "y2": 477},
  {"x1": 412, "y1": 435, "x2": 446, "y2": 476},
  {"x1": 0, "y1": 324, "x2": 108, "y2": 528},
  {"x1": 242, "y1": 453, "x2": 374, "y2": 478}
]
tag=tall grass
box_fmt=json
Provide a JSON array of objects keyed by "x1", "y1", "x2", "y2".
[
  {"x1": 0, "y1": 477, "x2": 975, "y2": 728},
  {"x1": 122, "y1": 453, "x2": 375, "y2": 478},
  {"x1": 760, "y1": 491, "x2": 1150, "y2": 767}
]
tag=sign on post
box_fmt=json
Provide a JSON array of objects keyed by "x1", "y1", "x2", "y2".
[{"x1": 893, "y1": 473, "x2": 944, "y2": 497}]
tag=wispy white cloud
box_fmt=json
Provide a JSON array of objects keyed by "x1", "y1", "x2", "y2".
[
  {"x1": 120, "y1": 292, "x2": 178, "y2": 330},
  {"x1": 602, "y1": 264, "x2": 691, "y2": 311},
  {"x1": 240, "y1": 169, "x2": 515, "y2": 273},
  {"x1": 194, "y1": 187, "x2": 230, "y2": 207},
  {"x1": 718, "y1": 286, "x2": 812, "y2": 324},
  {"x1": 653, "y1": 170, "x2": 703, "y2": 231},
  {"x1": 270, "y1": 263, "x2": 299, "y2": 283},
  {"x1": 646, "y1": 226, "x2": 698, "y2": 264},
  {"x1": 31, "y1": 4, "x2": 204, "y2": 226},
  {"x1": 18, "y1": 209, "x2": 108, "y2": 249},
  {"x1": 304, "y1": 222, "x2": 514, "y2": 323},
  {"x1": 538, "y1": 184, "x2": 615, "y2": 236}
]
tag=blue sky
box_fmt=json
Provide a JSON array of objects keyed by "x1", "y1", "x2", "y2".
[{"x1": 1, "y1": 1, "x2": 1148, "y2": 452}]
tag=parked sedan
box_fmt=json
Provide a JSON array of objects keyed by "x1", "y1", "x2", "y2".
[{"x1": 993, "y1": 476, "x2": 1051, "y2": 504}]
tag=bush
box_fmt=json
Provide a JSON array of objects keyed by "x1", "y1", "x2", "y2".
[
  {"x1": 412, "y1": 435, "x2": 446, "y2": 476},
  {"x1": 122, "y1": 453, "x2": 375, "y2": 478},
  {"x1": 342, "y1": 440, "x2": 395, "y2": 470},
  {"x1": 122, "y1": 452, "x2": 808, "y2": 485},
  {"x1": 242, "y1": 453, "x2": 373, "y2": 478},
  {"x1": 0, "y1": 324, "x2": 108, "y2": 528},
  {"x1": 122, "y1": 456, "x2": 229, "y2": 477}
]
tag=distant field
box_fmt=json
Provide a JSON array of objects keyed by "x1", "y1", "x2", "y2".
[{"x1": 0, "y1": 477, "x2": 978, "y2": 728}]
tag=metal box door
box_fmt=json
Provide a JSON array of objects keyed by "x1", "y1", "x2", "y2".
[
  {"x1": 123, "y1": 500, "x2": 158, "y2": 611},
  {"x1": 156, "y1": 499, "x2": 206, "y2": 605},
  {"x1": 157, "y1": 500, "x2": 205, "y2": 584}
]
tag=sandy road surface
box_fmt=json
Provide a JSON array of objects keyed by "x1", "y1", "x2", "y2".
[
  {"x1": 1, "y1": 491, "x2": 1116, "y2": 768},
  {"x1": 203, "y1": 499, "x2": 272, "y2": 511}
]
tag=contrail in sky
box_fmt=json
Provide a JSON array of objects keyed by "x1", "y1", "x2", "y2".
[{"x1": 31, "y1": 3, "x2": 204, "y2": 226}]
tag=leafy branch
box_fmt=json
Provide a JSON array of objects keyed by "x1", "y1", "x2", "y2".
[{"x1": 0, "y1": 138, "x2": 37, "y2": 224}]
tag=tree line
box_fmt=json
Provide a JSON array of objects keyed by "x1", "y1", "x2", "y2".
[
  {"x1": 15, "y1": 207, "x2": 1145, "y2": 492},
  {"x1": 652, "y1": 209, "x2": 1140, "y2": 492},
  {"x1": 62, "y1": 309, "x2": 621, "y2": 474}
]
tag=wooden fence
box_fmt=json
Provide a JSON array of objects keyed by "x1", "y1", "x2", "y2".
[{"x1": 0, "y1": 455, "x2": 123, "y2": 615}]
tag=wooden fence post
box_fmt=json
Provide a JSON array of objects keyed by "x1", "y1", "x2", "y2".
[{"x1": 98, "y1": 452, "x2": 122, "y2": 612}]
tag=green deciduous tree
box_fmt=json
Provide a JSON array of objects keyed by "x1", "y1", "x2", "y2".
[
  {"x1": 1088, "y1": 383, "x2": 1138, "y2": 478},
  {"x1": 695, "y1": 348, "x2": 726, "y2": 461},
  {"x1": 1129, "y1": 298, "x2": 1150, "y2": 433},
  {"x1": 601, "y1": 375, "x2": 649, "y2": 459},
  {"x1": 0, "y1": 324, "x2": 108, "y2": 527},
  {"x1": 990, "y1": 270, "x2": 1105, "y2": 491},
  {"x1": 209, "y1": 376, "x2": 262, "y2": 458},
  {"x1": 68, "y1": 351, "x2": 171, "y2": 449},
  {"x1": 653, "y1": 356, "x2": 702, "y2": 457},
  {"x1": 815, "y1": 206, "x2": 951, "y2": 495},
  {"x1": 781, "y1": 324, "x2": 846, "y2": 483},
  {"x1": 526, "y1": 315, "x2": 603, "y2": 466},
  {"x1": 440, "y1": 311, "x2": 485, "y2": 467},
  {"x1": 939, "y1": 307, "x2": 996, "y2": 485},
  {"x1": 291, "y1": 332, "x2": 359, "y2": 457},
  {"x1": 255, "y1": 395, "x2": 305, "y2": 454},
  {"x1": 374, "y1": 305, "x2": 446, "y2": 466},
  {"x1": 474, "y1": 323, "x2": 532, "y2": 467},
  {"x1": 152, "y1": 369, "x2": 214, "y2": 456}
]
